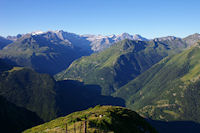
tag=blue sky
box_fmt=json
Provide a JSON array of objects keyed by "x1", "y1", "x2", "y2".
[{"x1": 0, "y1": 0, "x2": 200, "y2": 38}]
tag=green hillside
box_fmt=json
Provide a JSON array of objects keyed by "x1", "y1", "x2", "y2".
[
  {"x1": 56, "y1": 39, "x2": 185, "y2": 95},
  {"x1": 0, "y1": 32, "x2": 90, "y2": 75},
  {"x1": 0, "y1": 68, "x2": 58, "y2": 121},
  {"x1": 24, "y1": 106, "x2": 157, "y2": 133},
  {"x1": 0, "y1": 67, "x2": 125, "y2": 122},
  {"x1": 114, "y1": 41, "x2": 200, "y2": 122}
]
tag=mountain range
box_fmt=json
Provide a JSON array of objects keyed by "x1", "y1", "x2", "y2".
[
  {"x1": 0, "y1": 31, "x2": 149, "y2": 75},
  {"x1": 82, "y1": 32, "x2": 148, "y2": 51},
  {"x1": 55, "y1": 32, "x2": 200, "y2": 124},
  {"x1": 0, "y1": 30, "x2": 200, "y2": 132},
  {"x1": 0, "y1": 36, "x2": 12, "y2": 49},
  {"x1": 1, "y1": 31, "x2": 198, "y2": 76},
  {"x1": 113, "y1": 41, "x2": 200, "y2": 122},
  {"x1": 56, "y1": 33, "x2": 197, "y2": 95},
  {"x1": 1, "y1": 30, "x2": 148, "y2": 52}
]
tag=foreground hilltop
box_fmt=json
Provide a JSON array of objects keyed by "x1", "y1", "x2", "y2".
[{"x1": 24, "y1": 106, "x2": 157, "y2": 133}]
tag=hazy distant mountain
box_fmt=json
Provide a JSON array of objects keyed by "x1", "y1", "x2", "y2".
[
  {"x1": 183, "y1": 33, "x2": 200, "y2": 46},
  {"x1": 153, "y1": 33, "x2": 200, "y2": 48},
  {"x1": 1, "y1": 30, "x2": 199, "y2": 76},
  {"x1": 7, "y1": 34, "x2": 23, "y2": 41},
  {"x1": 8, "y1": 30, "x2": 148, "y2": 52},
  {"x1": 82, "y1": 32, "x2": 148, "y2": 51},
  {"x1": 0, "y1": 30, "x2": 149, "y2": 74},
  {"x1": 153, "y1": 36, "x2": 188, "y2": 50},
  {"x1": 0, "y1": 31, "x2": 92, "y2": 75},
  {"x1": 0, "y1": 36, "x2": 12, "y2": 49},
  {"x1": 2, "y1": 30, "x2": 149, "y2": 53},
  {"x1": 54, "y1": 30, "x2": 92, "y2": 51},
  {"x1": 3, "y1": 31, "x2": 200, "y2": 53},
  {"x1": 153, "y1": 36, "x2": 179, "y2": 41}
]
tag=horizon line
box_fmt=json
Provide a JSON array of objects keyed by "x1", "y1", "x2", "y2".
[{"x1": 1, "y1": 29, "x2": 199, "y2": 40}]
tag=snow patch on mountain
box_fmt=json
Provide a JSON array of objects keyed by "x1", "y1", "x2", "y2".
[
  {"x1": 31, "y1": 31, "x2": 44, "y2": 35},
  {"x1": 82, "y1": 33, "x2": 148, "y2": 51}
]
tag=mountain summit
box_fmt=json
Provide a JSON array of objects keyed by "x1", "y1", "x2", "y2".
[
  {"x1": 83, "y1": 32, "x2": 148, "y2": 51},
  {"x1": 0, "y1": 31, "x2": 91, "y2": 75}
]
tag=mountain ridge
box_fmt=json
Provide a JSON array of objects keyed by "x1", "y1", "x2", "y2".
[
  {"x1": 113, "y1": 41, "x2": 200, "y2": 122},
  {"x1": 0, "y1": 67, "x2": 125, "y2": 122},
  {"x1": 56, "y1": 38, "x2": 187, "y2": 95},
  {"x1": 1, "y1": 31, "x2": 199, "y2": 53},
  {"x1": 0, "y1": 31, "x2": 92, "y2": 75}
]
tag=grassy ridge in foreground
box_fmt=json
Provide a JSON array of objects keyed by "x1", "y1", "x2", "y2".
[{"x1": 24, "y1": 106, "x2": 157, "y2": 133}]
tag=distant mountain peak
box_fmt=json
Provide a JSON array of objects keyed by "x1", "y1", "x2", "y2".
[
  {"x1": 116, "y1": 32, "x2": 132, "y2": 39},
  {"x1": 183, "y1": 33, "x2": 200, "y2": 46},
  {"x1": 121, "y1": 32, "x2": 131, "y2": 36},
  {"x1": 133, "y1": 34, "x2": 148, "y2": 41},
  {"x1": 192, "y1": 33, "x2": 200, "y2": 36},
  {"x1": 81, "y1": 33, "x2": 148, "y2": 51},
  {"x1": 54, "y1": 30, "x2": 64, "y2": 33},
  {"x1": 108, "y1": 34, "x2": 116, "y2": 38},
  {"x1": 31, "y1": 31, "x2": 44, "y2": 35},
  {"x1": 6, "y1": 34, "x2": 23, "y2": 41},
  {"x1": 153, "y1": 36, "x2": 180, "y2": 41},
  {"x1": 185, "y1": 33, "x2": 200, "y2": 39}
]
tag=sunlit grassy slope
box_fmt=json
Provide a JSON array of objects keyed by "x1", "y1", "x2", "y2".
[
  {"x1": 24, "y1": 106, "x2": 157, "y2": 133},
  {"x1": 114, "y1": 41, "x2": 200, "y2": 122},
  {"x1": 56, "y1": 39, "x2": 184, "y2": 95}
]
